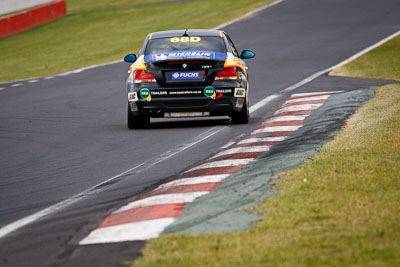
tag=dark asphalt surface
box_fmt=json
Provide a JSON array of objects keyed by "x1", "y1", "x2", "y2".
[{"x1": 0, "y1": 0, "x2": 399, "y2": 266}]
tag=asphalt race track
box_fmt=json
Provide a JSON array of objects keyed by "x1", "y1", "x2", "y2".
[{"x1": 1, "y1": 0, "x2": 400, "y2": 266}]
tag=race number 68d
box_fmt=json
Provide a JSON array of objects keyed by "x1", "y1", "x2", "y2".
[{"x1": 170, "y1": 36, "x2": 201, "y2": 43}]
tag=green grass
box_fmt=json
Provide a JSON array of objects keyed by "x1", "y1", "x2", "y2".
[
  {"x1": 330, "y1": 35, "x2": 400, "y2": 80},
  {"x1": 0, "y1": 0, "x2": 274, "y2": 82},
  {"x1": 129, "y1": 27, "x2": 400, "y2": 267}
]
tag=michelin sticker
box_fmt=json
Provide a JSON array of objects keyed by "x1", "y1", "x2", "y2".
[
  {"x1": 145, "y1": 50, "x2": 227, "y2": 63},
  {"x1": 140, "y1": 88, "x2": 151, "y2": 102}
]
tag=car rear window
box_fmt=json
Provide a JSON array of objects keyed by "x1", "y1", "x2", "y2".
[{"x1": 145, "y1": 36, "x2": 227, "y2": 55}]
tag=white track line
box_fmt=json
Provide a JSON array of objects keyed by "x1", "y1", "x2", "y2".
[
  {"x1": 0, "y1": 126, "x2": 224, "y2": 239},
  {"x1": 11, "y1": 83, "x2": 22, "y2": 87},
  {"x1": 211, "y1": 146, "x2": 270, "y2": 159},
  {"x1": 115, "y1": 192, "x2": 208, "y2": 213},
  {"x1": 2, "y1": 0, "x2": 286, "y2": 87},
  {"x1": 80, "y1": 218, "x2": 175, "y2": 244},
  {"x1": 277, "y1": 29, "x2": 400, "y2": 97},
  {"x1": 0, "y1": 59, "x2": 123, "y2": 86},
  {"x1": 187, "y1": 159, "x2": 254, "y2": 172},
  {"x1": 28, "y1": 79, "x2": 39, "y2": 83},
  {"x1": 220, "y1": 141, "x2": 236, "y2": 149},
  {"x1": 253, "y1": 125, "x2": 302, "y2": 134},
  {"x1": 213, "y1": 0, "x2": 285, "y2": 30},
  {"x1": 238, "y1": 136, "x2": 286, "y2": 145},
  {"x1": 250, "y1": 94, "x2": 280, "y2": 114},
  {"x1": 155, "y1": 175, "x2": 229, "y2": 191}
]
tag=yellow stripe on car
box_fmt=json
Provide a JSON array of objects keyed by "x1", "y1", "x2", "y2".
[{"x1": 130, "y1": 55, "x2": 146, "y2": 72}]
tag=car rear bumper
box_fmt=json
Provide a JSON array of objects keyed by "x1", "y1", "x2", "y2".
[
  {"x1": 127, "y1": 81, "x2": 247, "y2": 118},
  {"x1": 130, "y1": 95, "x2": 246, "y2": 117}
]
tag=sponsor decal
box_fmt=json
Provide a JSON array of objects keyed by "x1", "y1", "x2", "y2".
[
  {"x1": 171, "y1": 71, "x2": 201, "y2": 80},
  {"x1": 235, "y1": 98, "x2": 245, "y2": 108},
  {"x1": 234, "y1": 88, "x2": 246, "y2": 98},
  {"x1": 144, "y1": 50, "x2": 226, "y2": 63},
  {"x1": 128, "y1": 92, "x2": 138, "y2": 102},
  {"x1": 216, "y1": 89, "x2": 232, "y2": 94},
  {"x1": 204, "y1": 86, "x2": 216, "y2": 100},
  {"x1": 140, "y1": 88, "x2": 151, "y2": 102},
  {"x1": 150, "y1": 91, "x2": 167, "y2": 96},
  {"x1": 169, "y1": 90, "x2": 202, "y2": 95},
  {"x1": 170, "y1": 36, "x2": 201, "y2": 43}
]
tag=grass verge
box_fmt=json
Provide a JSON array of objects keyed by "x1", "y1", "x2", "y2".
[
  {"x1": 129, "y1": 35, "x2": 400, "y2": 266},
  {"x1": 0, "y1": 0, "x2": 274, "y2": 82},
  {"x1": 330, "y1": 35, "x2": 400, "y2": 80}
]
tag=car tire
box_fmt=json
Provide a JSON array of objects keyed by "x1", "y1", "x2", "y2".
[
  {"x1": 231, "y1": 97, "x2": 249, "y2": 124},
  {"x1": 127, "y1": 106, "x2": 149, "y2": 129}
]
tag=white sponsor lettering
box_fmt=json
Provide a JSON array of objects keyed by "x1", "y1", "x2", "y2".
[
  {"x1": 169, "y1": 90, "x2": 201, "y2": 95},
  {"x1": 150, "y1": 91, "x2": 167, "y2": 95},
  {"x1": 180, "y1": 72, "x2": 199, "y2": 78},
  {"x1": 216, "y1": 89, "x2": 232, "y2": 93},
  {"x1": 172, "y1": 71, "x2": 200, "y2": 79}
]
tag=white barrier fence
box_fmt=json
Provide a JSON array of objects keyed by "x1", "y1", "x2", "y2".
[{"x1": 0, "y1": 0, "x2": 54, "y2": 15}]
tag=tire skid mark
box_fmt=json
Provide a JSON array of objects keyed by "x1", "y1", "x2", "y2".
[{"x1": 79, "y1": 91, "x2": 341, "y2": 245}]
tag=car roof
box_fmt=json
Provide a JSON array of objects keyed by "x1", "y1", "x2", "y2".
[{"x1": 150, "y1": 29, "x2": 223, "y2": 39}]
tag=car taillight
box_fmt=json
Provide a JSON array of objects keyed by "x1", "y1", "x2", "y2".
[
  {"x1": 134, "y1": 70, "x2": 156, "y2": 83},
  {"x1": 215, "y1": 67, "x2": 239, "y2": 81}
]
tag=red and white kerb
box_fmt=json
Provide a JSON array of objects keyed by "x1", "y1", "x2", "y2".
[{"x1": 80, "y1": 91, "x2": 341, "y2": 245}]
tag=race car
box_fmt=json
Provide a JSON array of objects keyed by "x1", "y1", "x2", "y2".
[{"x1": 124, "y1": 29, "x2": 255, "y2": 129}]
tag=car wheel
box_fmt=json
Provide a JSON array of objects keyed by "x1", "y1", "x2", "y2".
[
  {"x1": 127, "y1": 106, "x2": 149, "y2": 129},
  {"x1": 231, "y1": 97, "x2": 249, "y2": 124}
]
